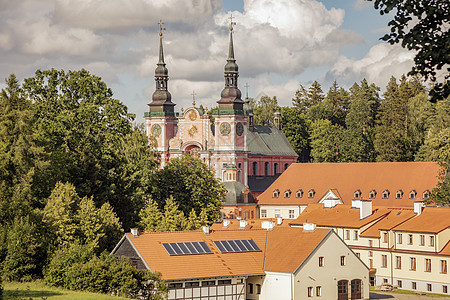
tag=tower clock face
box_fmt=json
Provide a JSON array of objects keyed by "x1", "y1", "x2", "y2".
[
  {"x1": 151, "y1": 124, "x2": 161, "y2": 137},
  {"x1": 220, "y1": 122, "x2": 231, "y2": 135},
  {"x1": 236, "y1": 122, "x2": 244, "y2": 136}
]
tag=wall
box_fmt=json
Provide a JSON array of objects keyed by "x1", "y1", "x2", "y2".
[
  {"x1": 259, "y1": 205, "x2": 302, "y2": 219},
  {"x1": 259, "y1": 271, "x2": 292, "y2": 300}
]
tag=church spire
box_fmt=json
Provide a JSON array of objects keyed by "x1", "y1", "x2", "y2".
[
  {"x1": 217, "y1": 15, "x2": 243, "y2": 112},
  {"x1": 148, "y1": 20, "x2": 175, "y2": 115}
]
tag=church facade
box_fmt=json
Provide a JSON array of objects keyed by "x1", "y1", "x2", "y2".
[{"x1": 144, "y1": 26, "x2": 297, "y2": 214}]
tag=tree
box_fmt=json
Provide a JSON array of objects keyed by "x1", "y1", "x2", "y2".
[
  {"x1": 368, "y1": 0, "x2": 449, "y2": 100},
  {"x1": 157, "y1": 196, "x2": 187, "y2": 232},
  {"x1": 138, "y1": 198, "x2": 163, "y2": 232},
  {"x1": 309, "y1": 119, "x2": 343, "y2": 162},
  {"x1": 428, "y1": 162, "x2": 450, "y2": 206},
  {"x1": 151, "y1": 155, "x2": 225, "y2": 222},
  {"x1": 253, "y1": 96, "x2": 280, "y2": 126},
  {"x1": 280, "y1": 107, "x2": 311, "y2": 162},
  {"x1": 292, "y1": 81, "x2": 325, "y2": 113}
]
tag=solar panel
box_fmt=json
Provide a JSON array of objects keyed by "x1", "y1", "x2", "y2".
[
  {"x1": 162, "y1": 242, "x2": 213, "y2": 256},
  {"x1": 213, "y1": 239, "x2": 261, "y2": 253}
]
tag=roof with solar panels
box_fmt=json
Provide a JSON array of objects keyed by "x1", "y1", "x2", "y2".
[{"x1": 112, "y1": 226, "x2": 333, "y2": 280}]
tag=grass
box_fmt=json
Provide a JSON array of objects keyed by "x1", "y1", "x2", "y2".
[
  {"x1": 3, "y1": 281, "x2": 130, "y2": 300},
  {"x1": 370, "y1": 286, "x2": 450, "y2": 298}
]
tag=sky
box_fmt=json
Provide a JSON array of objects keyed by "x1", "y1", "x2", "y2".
[{"x1": 0, "y1": 0, "x2": 417, "y2": 123}]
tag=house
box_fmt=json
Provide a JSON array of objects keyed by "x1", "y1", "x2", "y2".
[
  {"x1": 258, "y1": 162, "x2": 441, "y2": 219},
  {"x1": 112, "y1": 224, "x2": 369, "y2": 299},
  {"x1": 288, "y1": 203, "x2": 450, "y2": 295}
]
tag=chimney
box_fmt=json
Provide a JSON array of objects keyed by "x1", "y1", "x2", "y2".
[
  {"x1": 261, "y1": 220, "x2": 275, "y2": 230},
  {"x1": 202, "y1": 226, "x2": 210, "y2": 235},
  {"x1": 352, "y1": 199, "x2": 361, "y2": 209},
  {"x1": 223, "y1": 219, "x2": 230, "y2": 228},
  {"x1": 360, "y1": 200, "x2": 372, "y2": 219},
  {"x1": 414, "y1": 201, "x2": 425, "y2": 215},
  {"x1": 274, "y1": 111, "x2": 281, "y2": 130},
  {"x1": 276, "y1": 217, "x2": 283, "y2": 225},
  {"x1": 303, "y1": 223, "x2": 316, "y2": 232},
  {"x1": 130, "y1": 228, "x2": 139, "y2": 238},
  {"x1": 239, "y1": 219, "x2": 248, "y2": 229}
]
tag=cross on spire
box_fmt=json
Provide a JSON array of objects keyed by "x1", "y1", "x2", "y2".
[
  {"x1": 191, "y1": 90, "x2": 197, "y2": 106},
  {"x1": 158, "y1": 20, "x2": 166, "y2": 37},
  {"x1": 245, "y1": 82, "x2": 249, "y2": 99},
  {"x1": 229, "y1": 14, "x2": 236, "y2": 31}
]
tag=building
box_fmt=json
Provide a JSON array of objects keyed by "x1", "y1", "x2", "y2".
[
  {"x1": 288, "y1": 203, "x2": 450, "y2": 295},
  {"x1": 144, "y1": 24, "x2": 297, "y2": 203},
  {"x1": 257, "y1": 162, "x2": 441, "y2": 219},
  {"x1": 112, "y1": 224, "x2": 369, "y2": 300}
]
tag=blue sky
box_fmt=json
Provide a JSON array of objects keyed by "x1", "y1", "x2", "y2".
[{"x1": 0, "y1": 0, "x2": 415, "y2": 122}]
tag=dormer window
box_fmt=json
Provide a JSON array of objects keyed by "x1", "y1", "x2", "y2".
[
  {"x1": 396, "y1": 190, "x2": 403, "y2": 199},
  {"x1": 284, "y1": 189, "x2": 292, "y2": 198},
  {"x1": 423, "y1": 190, "x2": 430, "y2": 200},
  {"x1": 382, "y1": 190, "x2": 390, "y2": 199},
  {"x1": 354, "y1": 190, "x2": 361, "y2": 200},
  {"x1": 369, "y1": 190, "x2": 377, "y2": 199},
  {"x1": 308, "y1": 189, "x2": 315, "y2": 198},
  {"x1": 296, "y1": 189, "x2": 303, "y2": 198},
  {"x1": 409, "y1": 190, "x2": 417, "y2": 199},
  {"x1": 273, "y1": 189, "x2": 280, "y2": 198}
]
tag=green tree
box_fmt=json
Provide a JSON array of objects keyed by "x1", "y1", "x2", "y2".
[
  {"x1": 253, "y1": 96, "x2": 280, "y2": 126},
  {"x1": 292, "y1": 81, "x2": 325, "y2": 113},
  {"x1": 152, "y1": 155, "x2": 225, "y2": 222},
  {"x1": 280, "y1": 107, "x2": 311, "y2": 162},
  {"x1": 368, "y1": 0, "x2": 449, "y2": 100},
  {"x1": 310, "y1": 119, "x2": 343, "y2": 162},
  {"x1": 158, "y1": 196, "x2": 187, "y2": 232},
  {"x1": 138, "y1": 198, "x2": 163, "y2": 232},
  {"x1": 428, "y1": 162, "x2": 450, "y2": 206}
]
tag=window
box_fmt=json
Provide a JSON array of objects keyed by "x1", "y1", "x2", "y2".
[
  {"x1": 429, "y1": 236, "x2": 435, "y2": 247},
  {"x1": 274, "y1": 163, "x2": 279, "y2": 174},
  {"x1": 354, "y1": 189, "x2": 361, "y2": 199},
  {"x1": 202, "y1": 280, "x2": 215, "y2": 286},
  {"x1": 382, "y1": 255, "x2": 387, "y2": 268},
  {"x1": 308, "y1": 286, "x2": 313, "y2": 297},
  {"x1": 383, "y1": 279, "x2": 388, "y2": 283},
  {"x1": 252, "y1": 162, "x2": 258, "y2": 175},
  {"x1": 308, "y1": 189, "x2": 315, "y2": 198},
  {"x1": 408, "y1": 234, "x2": 413, "y2": 245},
  {"x1": 356, "y1": 252, "x2": 361, "y2": 258},
  {"x1": 395, "y1": 256, "x2": 401, "y2": 269},
  {"x1": 284, "y1": 189, "x2": 291, "y2": 198},
  {"x1": 316, "y1": 286, "x2": 322, "y2": 297},
  {"x1": 427, "y1": 284, "x2": 432, "y2": 292},
  {"x1": 443, "y1": 286, "x2": 448, "y2": 294},
  {"x1": 168, "y1": 283, "x2": 183, "y2": 288},
  {"x1": 409, "y1": 190, "x2": 417, "y2": 199},
  {"x1": 264, "y1": 162, "x2": 269, "y2": 176},
  {"x1": 218, "y1": 280, "x2": 232, "y2": 285},
  {"x1": 397, "y1": 280, "x2": 402, "y2": 288},
  {"x1": 397, "y1": 233, "x2": 402, "y2": 244},
  {"x1": 238, "y1": 163, "x2": 242, "y2": 169},
  {"x1": 420, "y1": 235, "x2": 425, "y2": 246},
  {"x1": 354, "y1": 230, "x2": 358, "y2": 240},
  {"x1": 284, "y1": 163, "x2": 289, "y2": 170},
  {"x1": 410, "y1": 257, "x2": 416, "y2": 271},
  {"x1": 256, "y1": 284, "x2": 261, "y2": 294},
  {"x1": 425, "y1": 258, "x2": 432, "y2": 272},
  {"x1": 272, "y1": 189, "x2": 280, "y2": 198},
  {"x1": 248, "y1": 283, "x2": 253, "y2": 294},
  {"x1": 319, "y1": 256, "x2": 324, "y2": 267},
  {"x1": 382, "y1": 190, "x2": 390, "y2": 199},
  {"x1": 369, "y1": 240, "x2": 373, "y2": 247},
  {"x1": 274, "y1": 209, "x2": 281, "y2": 218},
  {"x1": 296, "y1": 189, "x2": 303, "y2": 198},
  {"x1": 423, "y1": 190, "x2": 430, "y2": 199},
  {"x1": 412, "y1": 282, "x2": 417, "y2": 290},
  {"x1": 369, "y1": 190, "x2": 377, "y2": 199},
  {"x1": 261, "y1": 209, "x2": 267, "y2": 218},
  {"x1": 345, "y1": 230, "x2": 350, "y2": 240},
  {"x1": 340, "y1": 255, "x2": 346, "y2": 266},
  {"x1": 369, "y1": 251, "x2": 373, "y2": 257},
  {"x1": 396, "y1": 190, "x2": 403, "y2": 199},
  {"x1": 441, "y1": 260, "x2": 448, "y2": 274},
  {"x1": 289, "y1": 210, "x2": 294, "y2": 219},
  {"x1": 383, "y1": 232, "x2": 388, "y2": 243},
  {"x1": 369, "y1": 259, "x2": 373, "y2": 268},
  {"x1": 185, "y1": 282, "x2": 199, "y2": 287}
]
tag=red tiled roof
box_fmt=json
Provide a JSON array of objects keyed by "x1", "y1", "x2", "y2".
[
  {"x1": 257, "y1": 162, "x2": 441, "y2": 207},
  {"x1": 360, "y1": 208, "x2": 416, "y2": 238},
  {"x1": 392, "y1": 207, "x2": 450, "y2": 233},
  {"x1": 210, "y1": 219, "x2": 289, "y2": 231}
]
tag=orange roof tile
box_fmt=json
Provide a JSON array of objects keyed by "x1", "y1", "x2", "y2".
[
  {"x1": 257, "y1": 162, "x2": 441, "y2": 207},
  {"x1": 210, "y1": 219, "x2": 289, "y2": 231},
  {"x1": 360, "y1": 208, "x2": 416, "y2": 238},
  {"x1": 439, "y1": 241, "x2": 450, "y2": 256},
  {"x1": 288, "y1": 204, "x2": 390, "y2": 228},
  {"x1": 264, "y1": 227, "x2": 330, "y2": 273},
  {"x1": 392, "y1": 207, "x2": 450, "y2": 233},
  {"x1": 124, "y1": 230, "x2": 268, "y2": 280}
]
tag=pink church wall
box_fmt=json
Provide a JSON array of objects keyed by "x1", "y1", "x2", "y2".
[{"x1": 247, "y1": 155, "x2": 297, "y2": 176}]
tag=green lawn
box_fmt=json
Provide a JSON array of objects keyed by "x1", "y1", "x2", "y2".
[
  {"x1": 370, "y1": 286, "x2": 450, "y2": 298},
  {"x1": 3, "y1": 281, "x2": 130, "y2": 300}
]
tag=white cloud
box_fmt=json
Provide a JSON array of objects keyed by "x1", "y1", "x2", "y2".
[{"x1": 254, "y1": 77, "x2": 301, "y2": 106}]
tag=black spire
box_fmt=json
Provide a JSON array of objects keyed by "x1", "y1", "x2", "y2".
[
  {"x1": 217, "y1": 16, "x2": 243, "y2": 112},
  {"x1": 148, "y1": 20, "x2": 175, "y2": 115}
]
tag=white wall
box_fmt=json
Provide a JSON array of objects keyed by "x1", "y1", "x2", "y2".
[{"x1": 259, "y1": 271, "x2": 292, "y2": 300}]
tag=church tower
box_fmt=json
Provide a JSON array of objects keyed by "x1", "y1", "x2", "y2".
[
  {"x1": 213, "y1": 18, "x2": 248, "y2": 185},
  {"x1": 145, "y1": 21, "x2": 177, "y2": 167}
]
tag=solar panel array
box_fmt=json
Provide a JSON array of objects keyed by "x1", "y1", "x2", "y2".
[
  {"x1": 213, "y1": 239, "x2": 261, "y2": 253},
  {"x1": 162, "y1": 242, "x2": 213, "y2": 256}
]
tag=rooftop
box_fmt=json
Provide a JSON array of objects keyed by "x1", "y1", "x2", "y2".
[{"x1": 392, "y1": 207, "x2": 450, "y2": 233}]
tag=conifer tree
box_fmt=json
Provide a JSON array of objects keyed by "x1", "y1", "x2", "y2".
[
  {"x1": 292, "y1": 81, "x2": 325, "y2": 113},
  {"x1": 138, "y1": 198, "x2": 163, "y2": 232},
  {"x1": 158, "y1": 196, "x2": 186, "y2": 232}
]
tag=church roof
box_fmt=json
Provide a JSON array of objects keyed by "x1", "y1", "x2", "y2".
[{"x1": 247, "y1": 125, "x2": 298, "y2": 157}]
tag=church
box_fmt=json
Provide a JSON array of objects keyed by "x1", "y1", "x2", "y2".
[{"x1": 144, "y1": 23, "x2": 297, "y2": 218}]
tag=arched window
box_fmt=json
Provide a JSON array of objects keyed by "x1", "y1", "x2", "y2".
[
  {"x1": 396, "y1": 190, "x2": 403, "y2": 199},
  {"x1": 354, "y1": 190, "x2": 361, "y2": 199},
  {"x1": 409, "y1": 190, "x2": 417, "y2": 199},
  {"x1": 308, "y1": 189, "x2": 315, "y2": 198},
  {"x1": 284, "y1": 189, "x2": 291, "y2": 198},
  {"x1": 264, "y1": 162, "x2": 270, "y2": 176},
  {"x1": 382, "y1": 190, "x2": 390, "y2": 199},
  {"x1": 274, "y1": 163, "x2": 279, "y2": 174},
  {"x1": 284, "y1": 163, "x2": 289, "y2": 170},
  {"x1": 296, "y1": 189, "x2": 303, "y2": 198},
  {"x1": 273, "y1": 189, "x2": 280, "y2": 198},
  {"x1": 369, "y1": 190, "x2": 377, "y2": 199},
  {"x1": 252, "y1": 162, "x2": 258, "y2": 176}
]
